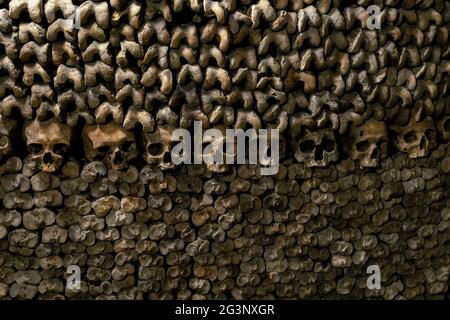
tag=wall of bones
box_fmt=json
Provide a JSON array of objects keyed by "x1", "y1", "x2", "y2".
[{"x1": 0, "y1": 0, "x2": 449, "y2": 299}]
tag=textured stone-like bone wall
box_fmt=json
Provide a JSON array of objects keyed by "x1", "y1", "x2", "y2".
[{"x1": 0, "y1": 0, "x2": 449, "y2": 299}]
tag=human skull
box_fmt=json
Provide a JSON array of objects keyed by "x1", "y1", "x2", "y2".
[
  {"x1": 348, "y1": 119, "x2": 388, "y2": 168},
  {"x1": 141, "y1": 126, "x2": 175, "y2": 170},
  {"x1": 24, "y1": 118, "x2": 71, "y2": 173},
  {"x1": 82, "y1": 123, "x2": 138, "y2": 170},
  {"x1": 294, "y1": 128, "x2": 338, "y2": 167},
  {"x1": 437, "y1": 115, "x2": 450, "y2": 141},
  {"x1": 0, "y1": 115, "x2": 17, "y2": 160},
  {"x1": 392, "y1": 116, "x2": 437, "y2": 158}
]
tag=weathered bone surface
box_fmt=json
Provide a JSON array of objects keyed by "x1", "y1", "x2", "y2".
[
  {"x1": 141, "y1": 126, "x2": 175, "y2": 171},
  {"x1": 0, "y1": 0, "x2": 449, "y2": 300},
  {"x1": 24, "y1": 119, "x2": 71, "y2": 173},
  {"x1": 294, "y1": 128, "x2": 338, "y2": 167},
  {"x1": 82, "y1": 123, "x2": 138, "y2": 171},
  {"x1": 347, "y1": 120, "x2": 389, "y2": 168}
]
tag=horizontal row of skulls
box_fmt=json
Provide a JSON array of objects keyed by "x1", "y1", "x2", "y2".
[{"x1": 0, "y1": 114, "x2": 448, "y2": 173}]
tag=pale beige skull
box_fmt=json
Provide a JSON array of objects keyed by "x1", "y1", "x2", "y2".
[
  {"x1": 349, "y1": 119, "x2": 388, "y2": 168},
  {"x1": 392, "y1": 117, "x2": 437, "y2": 158},
  {"x1": 83, "y1": 123, "x2": 138, "y2": 170},
  {"x1": 0, "y1": 115, "x2": 17, "y2": 160},
  {"x1": 24, "y1": 118, "x2": 71, "y2": 173},
  {"x1": 141, "y1": 126, "x2": 175, "y2": 170},
  {"x1": 294, "y1": 128, "x2": 338, "y2": 167}
]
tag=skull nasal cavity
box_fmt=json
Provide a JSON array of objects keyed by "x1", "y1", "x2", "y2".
[
  {"x1": 314, "y1": 146, "x2": 323, "y2": 160},
  {"x1": 113, "y1": 152, "x2": 123, "y2": 164},
  {"x1": 163, "y1": 152, "x2": 171, "y2": 163},
  {"x1": 370, "y1": 148, "x2": 379, "y2": 160},
  {"x1": 43, "y1": 152, "x2": 53, "y2": 164},
  {"x1": 419, "y1": 136, "x2": 427, "y2": 150}
]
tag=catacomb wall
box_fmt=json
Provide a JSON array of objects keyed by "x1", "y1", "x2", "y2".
[{"x1": 0, "y1": 0, "x2": 449, "y2": 299}]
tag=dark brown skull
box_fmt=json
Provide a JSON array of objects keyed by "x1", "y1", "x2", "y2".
[
  {"x1": 392, "y1": 117, "x2": 437, "y2": 158},
  {"x1": 294, "y1": 128, "x2": 338, "y2": 167}
]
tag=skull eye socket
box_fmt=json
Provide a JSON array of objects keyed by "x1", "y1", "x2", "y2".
[
  {"x1": 97, "y1": 146, "x2": 110, "y2": 154},
  {"x1": 425, "y1": 129, "x2": 435, "y2": 140},
  {"x1": 122, "y1": 140, "x2": 134, "y2": 152},
  {"x1": 403, "y1": 130, "x2": 417, "y2": 143},
  {"x1": 356, "y1": 140, "x2": 370, "y2": 152},
  {"x1": 299, "y1": 140, "x2": 315, "y2": 153},
  {"x1": 53, "y1": 143, "x2": 68, "y2": 155},
  {"x1": 28, "y1": 143, "x2": 43, "y2": 154},
  {"x1": 148, "y1": 143, "x2": 163, "y2": 156},
  {"x1": 322, "y1": 138, "x2": 335, "y2": 152},
  {"x1": 43, "y1": 152, "x2": 53, "y2": 164}
]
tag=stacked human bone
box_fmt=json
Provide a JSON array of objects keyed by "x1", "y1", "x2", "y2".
[{"x1": 0, "y1": 0, "x2": 449, "y2": 299}]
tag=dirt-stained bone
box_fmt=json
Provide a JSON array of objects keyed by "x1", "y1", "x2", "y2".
[
  {"x1": 346, "y1": 120, "x2": 389, "y2": 168},
  {"x1": 293, "y1": 128, "x2": 338, "y2": 167},
  {"x1": 141, "y1": 126, "x2": 176, "y2": 170},
  {"x1": 391, "y1": 116, "x2": 437, "y2": 159},
  {"x1": 24, "y1": 118, "x2": 71, "y2": 173},
  {"x1": 0, "y1": 0, "x2": 448, "y2": 302},
  {"x1": 83, "y1": 123, "x2": 138, "y2": 171}
]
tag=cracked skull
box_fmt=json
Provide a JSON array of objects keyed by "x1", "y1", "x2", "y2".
[
  {"x1": 349, "y1": 119, "x2": 388, "y2": 168},
  {"x1": 141, "y1": 126, "x2": 175, "y2": 170},
  {"x1": 294, "y1": 128, "x2": 338, "y2": 167},
  {"x1": 24, "y1": 118, "x2": 71, "y2": 173},
  {"x1": 392, "y1": 116, "x2": 437, "y2": 158},
  {"x1": 83, "y1": 123, "x2": 138, "y2": 170}
]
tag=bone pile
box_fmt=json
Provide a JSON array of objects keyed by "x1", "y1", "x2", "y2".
[{"x1": 0, "y1": 0, "x2": 450, "y2": 300}]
